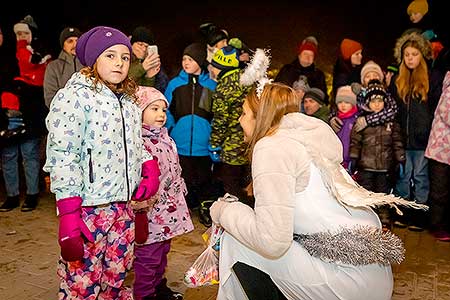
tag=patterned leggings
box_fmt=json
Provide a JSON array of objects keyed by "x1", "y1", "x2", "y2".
[{"x1": 57, "y1": 202, "x2": 134, "y2": 300}]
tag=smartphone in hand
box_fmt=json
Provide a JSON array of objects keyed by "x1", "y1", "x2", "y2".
[{"x1": 147, "y1": 45, "x2": 158, "y2": 56}]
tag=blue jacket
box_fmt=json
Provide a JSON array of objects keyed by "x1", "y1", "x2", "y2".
[{"x1": 164, "y1": 70, "x2": 216, "y2": 156}]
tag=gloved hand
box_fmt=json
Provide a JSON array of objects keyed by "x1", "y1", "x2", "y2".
[
  {"x1": 208, "y1": 145, "x2": 222, "y2": 163},
  {"x1": 353, "y1": 117, "x2": 368, "y2": 133},
  {"x1": 134, "y1": 159, "x2": 161, "y2": 201},
  {"x1": 134, "y1": 210, "x2": 149, "y2": 245},
  {"x1": 422, "y1": 29, "x2": 436, "y2": 41},
  {"x1": 329, "y1": 116, "x2": 343, "y2": 132},
  {"x1": 351, "y1": 82, "x2": 362, "y2": 95},
  {"x1": 57, "y1": 196, "x2": 94, "y2": 262}
]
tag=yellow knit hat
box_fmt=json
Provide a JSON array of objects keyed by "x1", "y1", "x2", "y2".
[{"x1": 407, "y1": 0, "x2": 428, "y2": 16}]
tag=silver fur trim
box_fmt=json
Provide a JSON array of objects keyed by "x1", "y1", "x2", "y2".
[{"x1": 293, "y1": 225, "x2": 405, "y2": 266}]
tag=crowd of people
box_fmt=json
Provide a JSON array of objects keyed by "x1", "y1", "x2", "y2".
[{"x1": 0, "y1": 0, "x2": 450, "y2": 299}]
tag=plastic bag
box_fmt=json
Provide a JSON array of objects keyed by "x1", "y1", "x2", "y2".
[{"x1": 184, "y1": 223, "x2": 224, "y2": 287}]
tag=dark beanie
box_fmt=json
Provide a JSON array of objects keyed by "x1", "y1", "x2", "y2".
[
  {"x1": 130, "y1": 26, "x2": 155, "y2": 45},
  {"x1": 303, "y1": 87, "x2": 326, "y2": 105},
  {"x1": 183, "y1": 43, "x2": 207, "y2": 68},
  {"x1": 59, "y1": 27, "x2": 82, "y2": 48}
]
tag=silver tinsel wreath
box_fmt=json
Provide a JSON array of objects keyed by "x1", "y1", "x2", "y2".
[{"x1": 293, "y1": 225, "x2": 405, "y2": 266}]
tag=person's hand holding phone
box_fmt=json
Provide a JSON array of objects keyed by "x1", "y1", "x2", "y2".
[{"x1": 143, "y1": 51, "x2": 161, "y2": 78}]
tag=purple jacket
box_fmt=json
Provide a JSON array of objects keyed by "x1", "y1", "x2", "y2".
[{"x1": 337, "y1": 113, "x2": 358, "y2": 168}]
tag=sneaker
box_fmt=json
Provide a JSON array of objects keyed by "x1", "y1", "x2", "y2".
[
  {"x1": 21, "y1": 194, "x2": 39, "y2": 212},
  {"x1": 431, "y1": 230, "x2": 450, "y2": 242},
  {"x1": 0, "y1": 196, "x2": 20, "y2": 212}
]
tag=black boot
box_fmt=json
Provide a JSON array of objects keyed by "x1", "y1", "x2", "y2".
[
  {"x1": 154, "y1": 278, "x2": 183, "y2": 300},
  {"x1": 21, "y1": 194, "x2": 39, "y2": 212},
  {"x1": 0, "y1": 196, "x2": 20, "y2": 212}
]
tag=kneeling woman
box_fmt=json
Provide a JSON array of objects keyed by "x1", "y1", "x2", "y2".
[{"x1": 210, "y1": 82, "x2": 425, "y2": 300}]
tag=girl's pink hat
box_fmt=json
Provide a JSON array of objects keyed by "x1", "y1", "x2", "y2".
[{"x1": 136, "y1": 86, "x2": 169, "y2": 111}]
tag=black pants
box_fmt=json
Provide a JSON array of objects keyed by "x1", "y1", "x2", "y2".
[
  {"x1": 429, "y1": 159, "x2": 450, "y2": 229},
  {"x1": 179, "y1": 155, "x2": 223, "y2": 209},
  {"x1": 232, "y1": 262, "x2": 287, "y2": 300},
  {"x1": 357, "y1": 170, "x2": 390, "y2": 193}
]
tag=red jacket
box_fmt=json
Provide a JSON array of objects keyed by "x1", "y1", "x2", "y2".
[{"x1": 15, "y1": 40, "x2": 49, "y2": 86}]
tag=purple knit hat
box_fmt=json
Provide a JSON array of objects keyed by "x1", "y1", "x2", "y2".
[{"x1": 76, "y1": 26, "x2": 132, "y2": 67}]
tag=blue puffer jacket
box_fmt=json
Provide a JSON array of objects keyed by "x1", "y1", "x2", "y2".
[
  {"x1": 44, "y1": 72, "x2": 151, "y2": 206},
  {"x1": 164, "y1": 70, "x2": 216, "y2": 156}
]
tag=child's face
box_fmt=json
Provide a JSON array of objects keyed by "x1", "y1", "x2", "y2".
[
  {"x1": 410, "y1": 12, "x2": 424, "y2": 23},
  {"x1": 403, "y1": 46, "x2": 422, "y2": 70},
  {"x1": 337, "y1": 101, "x2": 353, "y2": 114},
  {"x1": 16, "y1": 30, "x2": 31, "y2": 44},
  {"x1": 142, "y1": 100, "x2": 167, "y2": 127},
  {"x1": 215, "y1": 39, "x2": 227, "y2": 50},
  {"x1": 368, "y1": 97, "x2": 385, "y2": 113},
  {"x1": 239, "y1": 100, "x2": 256, "y2": 143},
  {"x1": 303, "y1": 97, "x2": 321, "y2": 115},
  {"x1": 363, "y1": 71, "x2": 382, "y2": 86},
  {"x1": 96, "y1": 44, "x2": 131, "y2": 85},
  {"x1": 182, "y1": 55, "x2": 201, "y2": 75}
]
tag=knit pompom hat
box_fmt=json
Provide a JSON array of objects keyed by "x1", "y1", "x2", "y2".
[
  {"x1": 360, "y1": 60, "x2": 384, "y2": 83},
  {"x1": 211, "y1": 41, "x2": 241, "y2": 71},
  {"x1": 340, "y1": 38, "x2": 363, "y2": 60},
  {"x1": 407, "y1": 0, "x2": 428, "y2": 16},
  {"x1": 76, "y1": 26, "x2": 132, "y2": 67},
  {"x1": 335, "y1": 85, "x2": 357, "y2": 106},
  {"x1": 137, "y1": 86, "x2": 169, "y2": 111},
  {"x1": 364, "y1": 80, "x2": 387, "y2": 106},
  {"x1": 297, "y1": 36, "x2": 318, "y2": 57}
]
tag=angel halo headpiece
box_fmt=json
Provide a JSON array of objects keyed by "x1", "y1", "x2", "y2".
[{"x1": 240, "y1": 48, "x2": 272, "y2": 99}]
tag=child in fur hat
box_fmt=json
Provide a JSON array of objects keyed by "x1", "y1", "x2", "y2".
[
  {"x1": 389, "y1": 30, "x2": 440, "y2": 230},
  {"x1": 133, "y1": 86, "x2": 193, "y2": 300}
]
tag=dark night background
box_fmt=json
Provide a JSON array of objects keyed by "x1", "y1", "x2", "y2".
[{"x1": 1, "y1": 0, "x2": 448, "y2": 78}]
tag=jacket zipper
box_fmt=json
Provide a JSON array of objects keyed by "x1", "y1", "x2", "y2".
[
  {"x1": 190, "y1": 76, "x2": 196, "y2": 156},
  {"x1": 87, "y1": 148, "x2": 94, "y2": 183},
  {"x1": 118, "y1": 97, "x2": 130, "y2": 200}
]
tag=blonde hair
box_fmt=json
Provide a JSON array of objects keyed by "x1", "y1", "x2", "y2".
[
  {"x1": 395, "y1": 41, "x2": 429, "y2": 103},
  {"x1": 245, "y1": 82, "x2": 299, "y2": 159},
  {"x1": 80, "y1": 65, "x2": 138, "y2": 103}
]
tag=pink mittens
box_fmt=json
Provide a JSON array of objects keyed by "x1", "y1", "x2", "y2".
[{"x1": 57, "y1": 196, "x2": 93, "y2": 262}]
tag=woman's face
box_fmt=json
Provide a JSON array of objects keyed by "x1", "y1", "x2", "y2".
[
  {"x1": 350, "y1": 49, "x2": 363, "y2": 66},
  {"x1": 96, "y1": 44, "x2": 130, "y2": 85},
  {"x1": 239, "y1": 100, "x2": 256, "y2": 143},
  {"x1": 403, "y1": 46, "x2": 422, "y2": 70}
]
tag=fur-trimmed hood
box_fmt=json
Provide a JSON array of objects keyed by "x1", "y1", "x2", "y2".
[{"x1": 394, "y1": 30, "x2": 432, "y2": 64}]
